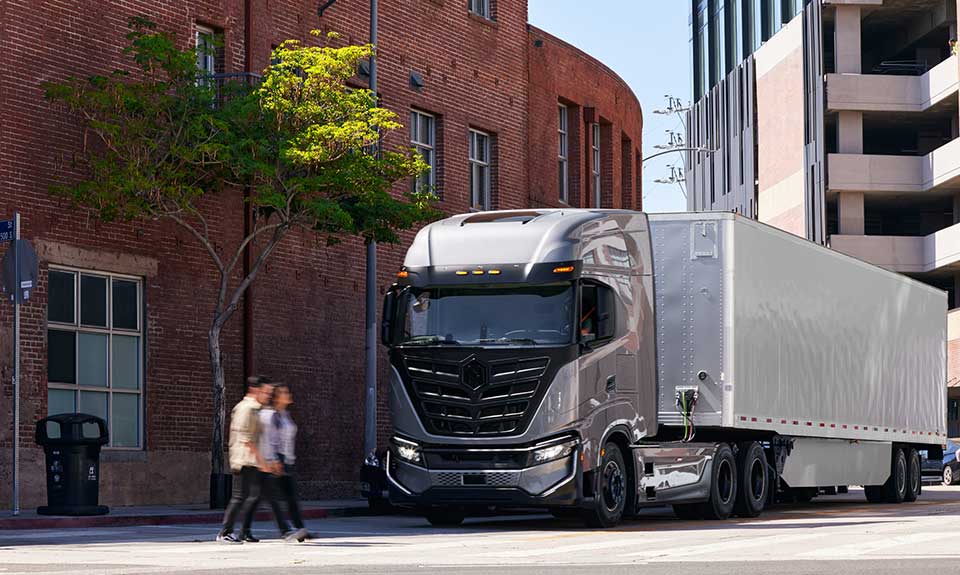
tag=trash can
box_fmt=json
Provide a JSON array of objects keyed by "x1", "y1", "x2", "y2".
[{"x1": 35, "y1": 413, "x2": 110, "y2": 516}]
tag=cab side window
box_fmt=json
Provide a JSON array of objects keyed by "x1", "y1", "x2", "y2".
[{"x1": 580, "y1": 282, "x2": 615, "y2": 344}]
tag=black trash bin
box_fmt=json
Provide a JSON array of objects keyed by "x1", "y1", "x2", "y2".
[{"x1": 35, "y1": 413, "x2": 110, "y2": 516}]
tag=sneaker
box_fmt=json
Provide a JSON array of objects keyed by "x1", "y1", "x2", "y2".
[
  {"x1": 216, "y1": 532, "x2": 243, "y2": 544},
  {"x1": 284, "y1": 528, "x2": 309, "y2": 543},
  {"x1": 240, "y1": 532, "x2": 260, "y2": 543}
]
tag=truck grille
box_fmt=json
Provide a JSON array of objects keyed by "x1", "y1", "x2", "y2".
[
  {"x1": 431, "y1": 471, "x2": 521, "y2": 488},
  {"x1": 403, "y1": 355, "x2": 551, "y2": 437}
]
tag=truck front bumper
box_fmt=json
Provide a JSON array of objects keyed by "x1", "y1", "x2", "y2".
[{"x1": 386, "y1": 438, "x2": 581, "y2": 508}]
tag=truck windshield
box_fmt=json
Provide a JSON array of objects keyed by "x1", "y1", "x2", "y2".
[{"x1": 399, "y1": 283, "x2": 575, "y2": 346}]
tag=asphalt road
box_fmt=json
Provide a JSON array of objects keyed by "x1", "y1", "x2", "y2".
[{"x1": 3, "y1": 486, "x2": 960, "y2": 575}]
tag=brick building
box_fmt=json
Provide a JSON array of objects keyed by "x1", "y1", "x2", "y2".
[{"x1": 0, "y1": 0, "x2": 643, "y2": 507}]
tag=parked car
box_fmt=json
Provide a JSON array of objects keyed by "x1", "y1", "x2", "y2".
[{"x1": 921, "y1": 441, "x2": 960, "y2": 485}]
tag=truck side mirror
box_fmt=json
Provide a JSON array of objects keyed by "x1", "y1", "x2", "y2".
[{"x1": 381, "y1": 289, "x2": 398, "y2": 346}]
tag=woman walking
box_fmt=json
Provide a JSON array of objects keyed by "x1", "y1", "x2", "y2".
[{"x1": 267, "y1": 383, "x2": 310, "y2": 542}]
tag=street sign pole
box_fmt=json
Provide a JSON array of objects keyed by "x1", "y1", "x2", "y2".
[{"x1": 11, "y1": 212, "x2": 20, "y2": 516}]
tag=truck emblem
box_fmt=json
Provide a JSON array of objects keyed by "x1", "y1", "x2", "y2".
[{"x1": 462, "y1": 360, "x2": 486, "y2": 390}]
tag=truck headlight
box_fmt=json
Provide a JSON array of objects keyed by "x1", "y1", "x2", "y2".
[
  {"x1": 393, "y1": 438, "x2": 422, "y2": 465},
  {"x1": 532, "y1": 439, "x2": 576, "y2": 465}
]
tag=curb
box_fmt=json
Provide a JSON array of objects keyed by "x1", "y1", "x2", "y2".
[{"x1": 0, "y1": 505, "x2": 370, "y2": 530}]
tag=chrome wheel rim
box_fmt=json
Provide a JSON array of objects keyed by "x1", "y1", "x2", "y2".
[{"x1": 602, "y1": 460, "x2": 625, "y2": 513}]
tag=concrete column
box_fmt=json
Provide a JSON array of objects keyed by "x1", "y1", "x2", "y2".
[
  {"x1": 835, "y1": 6, "x2": 862, "y2": 74},
  {"x1": 953, "y1": 192, "x2": 960, "y2": 224},
  {"x1": 838, "y1": 192, "x2": 865, "y2": 235},
  {"x1": 837, "y1": 111, "x2": 863, "y2": 154}
]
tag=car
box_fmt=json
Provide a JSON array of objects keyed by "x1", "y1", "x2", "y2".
[{"x1": 921, "y1": 440, "x2": 960, "y2": 485}]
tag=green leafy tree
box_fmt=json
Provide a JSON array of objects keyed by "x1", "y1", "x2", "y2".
[{"x1": 45, "y1": 19, "x2": 435, "y2": 493}]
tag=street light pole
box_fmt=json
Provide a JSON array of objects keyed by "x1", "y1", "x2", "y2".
[{"x1": 363, "y1": 0, "x2": 379, "y2": 461}]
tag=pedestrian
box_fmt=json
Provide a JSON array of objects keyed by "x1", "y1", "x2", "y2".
[
  {"x1": 259, "y1": 382, "x2": 308, "y2": 542},
  {"x1": 266, "y1": 382, "x2": 311, "y2": 542},
  {"x1": 216, "y1": 375, "x2": 274, "y2": 544}
]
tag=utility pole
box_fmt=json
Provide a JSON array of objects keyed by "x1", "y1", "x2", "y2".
[{"x1": 363, "y1": 0, "x2": 379, "y2": 461}]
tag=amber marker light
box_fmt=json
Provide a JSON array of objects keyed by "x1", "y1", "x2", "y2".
[
  {"x1": 455, "y1": 271, "x2": 469, "y2": 276},
  {"x1": 488, "y1": 270, "x2": 502, "y2": 275},
  {"x1": 553, "y1": 265, "x2": 575, "y2": 273},
  {"x1": 397, "y1": 270, "x2": 409, "y2": 279},
  {"x1": 472, "y1": 270, "x2": 485, "y2": 275}
]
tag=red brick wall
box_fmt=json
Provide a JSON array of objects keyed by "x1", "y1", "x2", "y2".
[
  {"x1": 526, "y1": 27, "x2": 643, "y2": 211},
  {"x1": 0, "y1": 0, "x2": 645, "y2": 505}
]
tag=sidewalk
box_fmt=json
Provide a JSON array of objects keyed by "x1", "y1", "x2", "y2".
[{"x1": 0, "y1": 499, "x2": 369, "y2": 530}]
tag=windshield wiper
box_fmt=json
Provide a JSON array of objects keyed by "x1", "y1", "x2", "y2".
[
  {"x1": 475, "y1": 337, "x2": 540, "y2": 345},
  {"x1": 402, "y1": 335, "x2": 461, "y2": 346}
]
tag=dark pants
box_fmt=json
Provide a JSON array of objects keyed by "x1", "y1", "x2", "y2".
[
  {"x1": 220, "y1": 467, "x2": 288, "y2": 535},
  {"x1": 274, "y1": 464, "x2": 304, "y2": 530},
  {"x1": 220, "y1": 466, "x2": 261, "y2": 535}
]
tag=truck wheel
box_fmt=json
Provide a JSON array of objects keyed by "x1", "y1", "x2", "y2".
[
  {"x1": 702, "y1": 443, "x2": 737, "y2": 520},
  {"x1": 904, "y1": 448, "x2": 920, "y2": 502},
  {"x1": 424, "y1": 508, "x2": 466, "y2": 527},
  {"x1": 673, "y1": 503, "x2": 703, "y2": 520},
  {"x1": 883, "y1": 447, "x2": 908, "y2": 504},
  {"x1": 582, "y1": 442, "x2": 627, "y2": 528},
  {"x1": 944, "y1": 466, "x2": 955, "y2": 486},
  {"x1": 733, "y1": 442, "x2": 767, "y2": 518}
]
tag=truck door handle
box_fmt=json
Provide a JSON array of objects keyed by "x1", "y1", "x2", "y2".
[{"x1": 605, "y1": 375, "x2": 617, "y2": 392}]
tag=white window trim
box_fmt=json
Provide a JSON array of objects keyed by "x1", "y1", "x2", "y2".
[
  {"x1": 592, "y1": 123, "x2": 601, "y2": 208},
  {"x1": 468, "y1": 0, "x2": 492, "y2": 19},
  {"x1": 410, "y1": 109, "x2": 436, "y2": 195},
  {"x1": 196, "y1": 25, "x2": 217, "y2": 81},
  {"x1": 558, "y1": 104, "x2": 569, "y2": 204},
  {"x1": 47, "y1": 265, "x2": 144, "y2": 450},
  {"x1": 469, "y1": 129, "x2": 492, "y2": 211}
]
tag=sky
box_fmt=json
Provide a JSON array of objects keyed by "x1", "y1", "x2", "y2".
[{"x1": 528, "y1": 0, "x2": 691, "y2": 213}]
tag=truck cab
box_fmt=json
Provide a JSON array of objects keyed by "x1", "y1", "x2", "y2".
[{"x1": 380, "y1": 209, "x2": 657, "y2": 526}]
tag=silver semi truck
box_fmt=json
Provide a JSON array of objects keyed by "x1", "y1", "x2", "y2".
[{"x1": 380, "y1": 210, "x2": 947, "y2": 527}]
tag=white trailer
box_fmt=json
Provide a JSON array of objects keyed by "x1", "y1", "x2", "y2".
[{"x1": 381, "y1": 210, "x2": 947, "y2": 527}]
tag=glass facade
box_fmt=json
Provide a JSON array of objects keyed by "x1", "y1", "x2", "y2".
[{"x1": 693, "y1": 0, "x2": 805, "y2": 101}]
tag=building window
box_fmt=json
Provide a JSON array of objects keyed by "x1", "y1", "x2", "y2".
[
  {"x1": 558, "y1": 105, "x2": 569, "y2": 203},
  {"x1": 410, "y1": 110, "x2": 436, "y2": 196},
  {"x1": 592, "y1": 123, "x2": 601, "y2": 208},
  {"x1": 468, "y1": 0, "x2": 492, "y2": 19},
  {"x1": 196, "y1": 25, "x2": 218, "y2": 79},
  {"x1": 469, "y1": 129, "x2": 491, "y2": 210},
  {"x1": 47, "y1": 268, "x2": 143, "y2": 449}
]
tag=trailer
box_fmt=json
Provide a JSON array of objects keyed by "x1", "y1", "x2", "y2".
[{"x1": 380, "y1": 210, "x2": 947, "y2": 527}]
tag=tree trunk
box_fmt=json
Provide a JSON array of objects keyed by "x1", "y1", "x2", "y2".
[{"x1": 209, "y1": 325, "x2": 225, "y2": 474}]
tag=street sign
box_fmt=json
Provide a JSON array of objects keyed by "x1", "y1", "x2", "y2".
[
  {"x1": 1, "y1": 240, "x2": 38, "y2": 303},
  {"x1": 0, "y1": 220, "x2": 13, "y2": 243}
]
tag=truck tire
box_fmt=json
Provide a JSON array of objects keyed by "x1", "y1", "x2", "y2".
[
  {"x1": 424, "y1": 508, "x2": 466, "y2": 527},
  {"x1": 864, "y1": 485, "x2": 886, "y2": 503},
  {"x1": 944, "y1": 466, "x2": 955, "y2": 486},
  {"x1": 733, "y1": 442, "x2": 767, "y2": 518},
  {"x1": 883, "y1": 447, "x2": 908, "y2": 504},
  {"x1": 673, "y1": 503, "x2": 703, "y2": 520},
  {"x1": 702, "y1": 443, "x2": 737, "y2": 520},
  {"x1": 904, "y1": 448, "x2": 920, "y2": 503},
  {"x1": 581, "y1": 442, "x2": 628, "y2": 528}
]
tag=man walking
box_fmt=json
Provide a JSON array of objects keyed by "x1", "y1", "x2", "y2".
[{"x1": 217, "y1": 376, "x2": 273, "y2": 544}]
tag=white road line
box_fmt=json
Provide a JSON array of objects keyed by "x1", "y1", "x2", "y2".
[
  {"x1": 799, "y1": 530, "x2": 960, "y2": 559},
  {"x1": 484, "y1": 536, "x2": 675, "y2": 558}
]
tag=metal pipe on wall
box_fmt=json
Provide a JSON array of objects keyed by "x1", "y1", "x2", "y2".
[{"x1": 363, "y1": 0, "x2": 379, "y2": 461}]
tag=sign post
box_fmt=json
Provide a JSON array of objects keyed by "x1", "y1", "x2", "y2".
[{"x1": 0, "y1": 213, "x2": 26, "y2": 516}]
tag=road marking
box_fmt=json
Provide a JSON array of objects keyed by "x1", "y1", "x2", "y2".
[
  {"x1": 485, "y1": 536, "x2": 675, "y2": 558},
  {"x1": 799, "y1": 530, "x2": 960, "y2": 559}
]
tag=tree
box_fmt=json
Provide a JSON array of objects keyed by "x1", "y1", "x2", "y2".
[{"x1": 45, "y1": 18, "x2": 435, "y2": 499}]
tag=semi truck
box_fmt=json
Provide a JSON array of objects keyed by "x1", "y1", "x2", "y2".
[{"x1": 379, "y1": 210, "x2": 947, "y2": 527}]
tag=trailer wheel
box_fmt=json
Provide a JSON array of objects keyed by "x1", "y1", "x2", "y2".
[
  {"x1": 904, "y1": 448, "x2": 920, "y2": 503},
  {"x1": 883, "y1": 447, "x2": 908, "y2": 504},
  {"x1": 702, "y1": 444, "x2": 737, "y2": 520},
  {"x1": 944, "y1": 466, "x2": 955, "y2": 486},
  {"x1": 424, "y1": 508, "x2": 466, "y2": 527},
  {"x1": 581, "y1": 442, "x2": 627, "y2": 528},
  {"x1": 733, "y1": 442, "x2": 767, "y2": 518}
]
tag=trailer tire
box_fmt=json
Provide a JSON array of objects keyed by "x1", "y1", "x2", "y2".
[
  {"x1": 883, "y1": 447, "x2": 908, "y2": 504},
  {"x1": 702, "y1": 444, "x2": 737, "y2": 520},
  {"x1": 905, "y1": 448, "x2": 921, "y2": 503},
  {"x1": 581, "y1": 442, "x2": 628, "y2": 528},
  {"x1": 424, "y1": 508, "x2": 466, "y2": 527},
  {"x1": 733, "y1": 442, "x2": 767, "y2": 518}
]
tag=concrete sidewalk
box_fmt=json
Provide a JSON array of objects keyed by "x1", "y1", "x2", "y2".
[{"x1": 0, "y1": 499, "x2": 369, "y2": 530}]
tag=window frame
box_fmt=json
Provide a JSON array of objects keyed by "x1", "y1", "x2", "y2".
[
  {"x1": 410, "y1": 109, "x2": 437, "y2": 196},
  {"x1": 578, "y1": 280, "x2": 617, "y2": 351},
  {"x1": 558, "y1": 104, "x2": 569, "y2": 204},
  {"x1": 196, "y1": 25, "x2": 217, "y2": 80},
  {"x1": 469, "y1": 129, "x2": 492, "y2": 211},
  {"x1": 468, "y1": 0, "x2": 492, "y2": 20},
  {"x1": 47, "y1": 266, "x2": 145, "y2": 450},
  {"x1": 592, "y1": 123, "x2": 601, "y2": 208}
]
